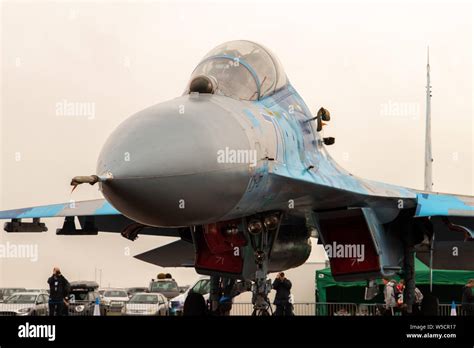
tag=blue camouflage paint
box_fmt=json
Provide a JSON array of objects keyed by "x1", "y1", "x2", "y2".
[
  {"x1": 243, "y1": 109, "x2": 261, "y2": 131},
  {"x1": 249, "y1": 84, "x2": 423, "y2": 199},
  {"x1": 16, "y1": 203, "x2": 65, "y2": 219},
  {"x1": 255, "y1": 85, "x2": 371, "y2": 194},
  {"x1": 0, "y1": 199, "x2": 121, "y2": 219},
  {"x1": 94, "y1": 201, "x2": 121, "y2": 215},
  {"x1": 415, "y1": 193, "x2": 474, "y2": 217}
]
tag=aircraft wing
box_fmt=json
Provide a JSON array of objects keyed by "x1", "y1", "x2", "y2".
[
  {"x1": 415, "y1": 192, "x2": 474, "y2": 217},
  {"x1": 0, "y1": 198, "x2": 120, "y2": 219},
  {"x1": 269, "y1": 170, "x2": 474, "y2": 275},
  {"x1": 0, "y1": 199, "x2": 181, "y2": 237}
]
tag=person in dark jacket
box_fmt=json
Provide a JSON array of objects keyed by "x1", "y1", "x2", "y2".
[
  {"x1": 272, "y1": 272, "x2": 293, "y2": 316},
  {"x1": 462, "y1": 279, "x2": 474, "y2": 316},
  {"x1": 47, "y1": 267, "x2": 70, "y2": 316},
  {"x1": 183, "y1": 291, "x2": 208, "y2": 316}
]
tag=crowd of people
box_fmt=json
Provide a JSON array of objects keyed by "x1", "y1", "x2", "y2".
[
  {"x1": 44, "y1": 265, "x2": 473, "y2": 317},
  {"x1": 183, "y1": 272, "x2": 294, "y2": 316},
  {"x1": 382, "y1": 278, "x2": 423, "y2": 315},
  {"x1": 382, "y1": 278, "x2": 474, "y2": 316}
]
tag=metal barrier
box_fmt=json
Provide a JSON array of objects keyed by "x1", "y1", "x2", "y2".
[
  {"x1": 0, "y1": 302, "x2": 468, "y2": 316},
  {"x1": 230, "y1": 303, "x2": 317, "y2": 316},
  {"x1": 315, "y1": 302, "x2": 359, "y2": 316},
  {"x1": 293, "y1": 303, "x2": 316, "y2": 316},
  {"x1": 439, "y1": 303, "x2": 465, "y2": 316},
  {"x1": 356, "y1": 303, "x2": 381, "y2": 316},
  {"x1": 230, "y1": 303, "x2": 254, "y2": 316}
]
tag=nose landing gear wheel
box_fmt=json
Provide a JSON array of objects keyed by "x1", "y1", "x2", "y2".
[{"x1": 251, "y1": 292, "x2": 272, "y2": 316}]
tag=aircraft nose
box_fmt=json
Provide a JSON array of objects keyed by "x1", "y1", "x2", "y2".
[{"x1": 97, "y1": 95, "x2": 252, "y2": 227}]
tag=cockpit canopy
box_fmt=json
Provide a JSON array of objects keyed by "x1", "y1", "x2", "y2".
[{"x1": 186, "y1": 40, "x2": 287, "y2": 101}]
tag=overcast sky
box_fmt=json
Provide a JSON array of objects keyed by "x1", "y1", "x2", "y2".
[{"x1": 0, "y1": 0, "x2": 472, "y2": 289}]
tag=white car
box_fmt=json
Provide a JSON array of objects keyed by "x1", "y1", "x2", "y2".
[
  {"x1": 123, "y1": 293, "x2": 169, "y2": 316},
  {"x1": 0, "y1": 292, "x2": 50, "y2": 316},
  {"x1": 0, "y1": 288, "x2": 26, "y2": 303},
  {"x1": 169, "y1": 276, "x2": 210, "y2": 315},
  {"x1": 101, "y1": 289, "x2": 130, "y2": 314}
]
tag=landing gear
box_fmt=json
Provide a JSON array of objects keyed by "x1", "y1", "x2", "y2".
[
  {"x1": 403, "y1": 245, "x2": 416, "y2": 314},
  {"x1": 250, "y1": 250, "x2": 272, "y2": 316},
  {"x1": 192, "y1": 212, "x2": 283, "y2": 316},
  {"x1": 402, "y1": 217, "x2": 428, "y2": 314},
  {"x1": 209, "y1": 276, "x2": 220, "y2": 314},
  {"x1": 208, "y1": 276, "x2": 249, "y2": 316},
  {"x1": 247, "y1": 213, "x2": 281, "y2": 316},
  {"x1": 251, "y1": 279, "x2": 272, "y2": 316}
]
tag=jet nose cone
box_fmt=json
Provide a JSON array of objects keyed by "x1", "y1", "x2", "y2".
[{"x1": 97, "y1": 95, "x2": 252, "y2": 227}]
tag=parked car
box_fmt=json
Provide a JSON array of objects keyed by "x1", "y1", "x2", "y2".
[
  {"x1": 0, "y1": 292, "x2": 49, "y2": 316},
  {"x1": 179, "y1": 285, "x2": 190, "y2": 293},
  {"x1": 126, "y1": 287, "x2": 148, "y2": 298},
  {"x1": 169, "y1": 277, "x2": 210, "y2": 315},
  {"x1": 25, "y1": 289, "x2": 49, "y2": 293},
  {"x1": 122, "y1": 293, "x2": 169, "y2": 316},
  {"x1": 149, "y1": 279, "x2": 181, "y2": 300},
  {"x1": 101, "y1": 289, "x2": 129, "y2": 315},
  {"x1": 68, "y1": 281, "x2": 102, "y2": 316},
  {"x1": 0, "y1": 288, "x2": 26, "y2": 303}
]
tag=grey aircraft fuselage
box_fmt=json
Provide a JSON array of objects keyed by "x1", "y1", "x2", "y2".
[
  {"x1": 97, "y1": 87, "x2": 415, "y2": 228},
  {"x1": 1, "y1": 40, "x2": 472, "y2": 283}
]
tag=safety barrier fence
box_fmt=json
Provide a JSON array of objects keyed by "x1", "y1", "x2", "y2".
[
  {"x1": 0, "y1": 302, "x2": 467, "y2": 316},
  {"x1": 231, "y1": 302, "x2": 468, "y2": 316},
  {"x1": 230, "y1": 302, "x2": 317, "y2": 316},
  {"x1": 0, "y1": 302, "x2": 166, "y2": 316}
]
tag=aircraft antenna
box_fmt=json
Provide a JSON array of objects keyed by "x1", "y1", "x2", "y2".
[{"x1": 424, "y1": 46, "x2": 433, "y2": 191}]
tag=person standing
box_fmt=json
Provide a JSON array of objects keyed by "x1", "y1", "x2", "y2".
[
  {"x1": 183, "y1": 291, "x2": 208, "y2": 316},
  {"x1": 382, "y1": 278, "x2": 398, "y2": 316},
  {"x1": 413, "y1": 286, "x2": 424, "y2": 315},
  {"x1": 272, "y1": 272, "x2": 293, "y2": 316},
  {"x1": 396, "y1": 279, "x2": 405, "y2": 307},
  {"x1": 47, "y1": 267, "x2": 70, "y2": 316},
  {"x1": 462, "y1": 279, "x2": 474, "y2": 316}
]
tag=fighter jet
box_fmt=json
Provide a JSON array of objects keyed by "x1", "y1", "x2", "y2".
[{"x1": 1, "y1": 40, "x2": 473, "y2": 314}]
